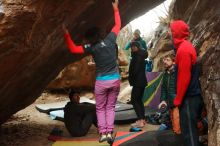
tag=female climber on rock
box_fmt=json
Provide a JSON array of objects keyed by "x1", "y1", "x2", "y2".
[{"x1": 62, "y1": 0, "x2": 121, "y2": 144}]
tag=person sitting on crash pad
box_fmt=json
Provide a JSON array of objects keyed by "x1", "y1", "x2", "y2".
[{"x1": 64, "y1": 89, "x2": 97, "y2": 137}]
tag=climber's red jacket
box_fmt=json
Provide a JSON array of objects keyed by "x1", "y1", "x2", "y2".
[{"x1": 170, "y1": 20, "x2": 198, "y2": 107}]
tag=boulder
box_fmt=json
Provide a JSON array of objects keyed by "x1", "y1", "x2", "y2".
[{"x1": 0, "y1": 0, "x2": 164, "y2": 124}]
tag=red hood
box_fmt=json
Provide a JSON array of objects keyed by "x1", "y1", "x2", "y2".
[{"x1": 170, "y1": 20, "x2": 190, "y2": 49}]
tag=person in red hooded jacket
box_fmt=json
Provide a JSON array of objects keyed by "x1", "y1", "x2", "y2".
[{"x1": 170, "y1": 20, "x2": 204, "y2": 146}]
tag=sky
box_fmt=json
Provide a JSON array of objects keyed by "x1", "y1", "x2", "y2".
[{"x1": 130, "y1": 0, "x2": 172, "y2": 36}]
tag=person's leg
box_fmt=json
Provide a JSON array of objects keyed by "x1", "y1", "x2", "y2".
[
  {"x1": 180, "y1": 96, "x2": 203, "y2": 146},
  {"x1": 169, "y1": 108, "x2": 174, "y2": 129},
  {"x1": 64, "y1": 104, "x2": 82, "y2": 137},
  {"x1": 79, "y1": 112, "x2": 96, "y2": 136},
  {"x1": 138, "y1": 86, "x2": 146, "y2": 126},
  {"x1": 180, "y1": 99, "x2": 191, "y2": 146},
  {"x1": 92, "y1": 111, "x2": 98, "y2": 127},
  {"x1": 85, "y1": 104, "x2": 97, "y2": 127},
  {"x1": 171, "y1": 107, "x2": 181, "y2": 134},
  {"x1": 95, "y1": 80, "x2": 108, "y2": 134},
  {"x1": 65, "y1": 124, "x2": 84, "y2": 137},
  {"x1": 105, "y1": 79, "x2": 120, "y2": 133},
  {"x1": 131, "y1": 86, "x2": 145, "y2": 120}
]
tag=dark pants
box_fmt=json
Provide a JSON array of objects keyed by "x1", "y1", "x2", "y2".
[
  {"x1": 79, "y1": 112, "x2": 97, "y2": 136},
  {"x1": 179, "y1": 95, "x2": 203, "y2": 146},
  {"x1": 68, "y1": 112, "x2": 97, "y2": 137},
  {"x1": 131, "y1": 86, "x2": 145, "y2": 120},
  {"x1": 64, "y1": 103, "x2": 97, "y2": 137}
]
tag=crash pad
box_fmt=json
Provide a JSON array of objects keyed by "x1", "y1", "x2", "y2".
[
  {"x1": 112, "y1": 130, "x2": 184, "y2": 146},
  {"x1": 49, "y1": 106, "x2": 156, "y2": 123},
  {"x1": 35, "y1": 97, "x2": 95, "y2": 113},
  {"x1": 53, "y1": 141, "x2": 108, "y2": 146},
  {"x1": 115, "y1": 107, "x2": 157, "y2": 124},
  {"x1": 115, "y1": 103, "x2": 133, "y2": 112}
]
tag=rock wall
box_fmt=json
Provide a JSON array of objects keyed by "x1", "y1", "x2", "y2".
[
  {"x1": 0, "y1": 0, "x2": 164, "y2": 124},
  {"x1": 47, "y1": 56, "x2": 96, "y2": 90},
  {"x1": 149, "y1": 23, "x2": 173, "y2": 71},
  {"x1": 172, "y1": 0, "x2": 220, "y2": 145},
  {"x1": 150, "y1": 0, "x2": 220, "y2": 145},
  {"x1": 47, "y1": 49, "x2": 128, "y2": 90}
]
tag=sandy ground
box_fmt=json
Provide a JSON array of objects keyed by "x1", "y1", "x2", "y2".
[{"x1": 0, "y1": 81, "x2": 159, "y2": 146}]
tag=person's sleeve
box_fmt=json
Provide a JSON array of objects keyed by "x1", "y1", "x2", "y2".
[
  {"x1": 64, "y1": 33, "x2": 85, "y2": 54},
  {"x1": 160, "y1": 73, "x2": 167, "y2": 102},
  {"x1": 142, "y1": 40, "x2": 147, "y2": 50},
  {"x1": 144, "y1": 49, "x2": 148, "y2": 59},
  {"x1": 173, "y1": 51, "x2": 192, "y2": 106},
  {"x1": 111, "y1": 7, "x2": 121, "y2": 35},
  {"x1": 124, "y1": 42, "x2": 131, "y2": 50}
]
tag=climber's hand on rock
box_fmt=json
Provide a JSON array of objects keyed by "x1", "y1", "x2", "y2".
[{"x1": 112, "y1": 0, "x2": 119, "y2": 10}]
